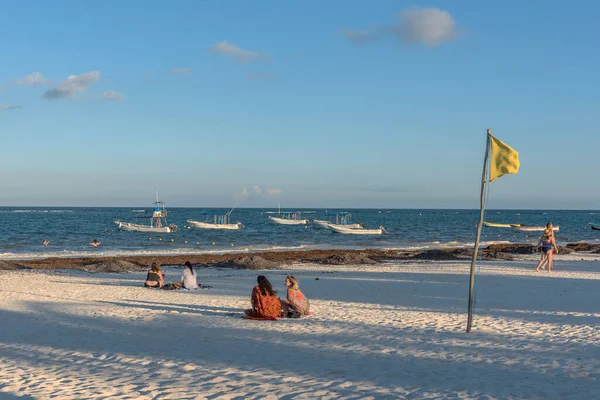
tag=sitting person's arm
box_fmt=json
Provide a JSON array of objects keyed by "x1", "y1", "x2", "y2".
[{"x1": 251, "y1": 286, "x2": 262, "y2": 313}]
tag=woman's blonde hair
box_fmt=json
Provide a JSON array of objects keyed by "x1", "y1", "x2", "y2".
[
  {"x1": 286, "y1": 275, "x2": 299, "y2": 290},
  {"x1": 544, "y1": 222, "x2": 554, "y2": 238},
  {"x1": 151, "y1": 261, "x2": 161, "y2": 272}
]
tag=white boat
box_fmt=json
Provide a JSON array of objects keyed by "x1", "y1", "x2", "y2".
[
  {"x1": 269, "y1": 213, "x2": 309, "y2": 225},
  {"x1": 514, "y1": 225, "x2": 559, "y2": 232},
  {"x1": 484, "y1": 222, "x2": 515, "y2": 228},
  {"x1": 328, "y1": 224, "x2": 384, "y2": 235},
  {"x1": 187, "y1": 210, "x2": 242, "y2": 230},
  {"x1": 327, "y1": 212, "x2": 363, "y2": 230},
  {"x1": 115, "y1": 196, "x2": 179, "y2": 233},
  {"x1": 313, "y1": 219, "x2": 330, "y2": 228}
]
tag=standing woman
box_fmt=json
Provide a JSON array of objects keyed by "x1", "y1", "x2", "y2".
[
  {"x1": 245, "y1": 276, "x2": 282, "y2": 318},
  {"x1": 535, "y1": 222, "x2": 559, "y2": 272},
  {"x1": 280, "y1": 275, "x2": 310, "y2": 317}
]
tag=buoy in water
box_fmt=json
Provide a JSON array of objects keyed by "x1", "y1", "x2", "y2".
[
  {"x1": 184, "y1": 241, "x2": 188, "y2": 244},
  {"x1": 212, "y1": 242, "x2": 215, "y2": 245},
  {"x1": 171, "y1": 239, "x2": 174, "y2": 242}
]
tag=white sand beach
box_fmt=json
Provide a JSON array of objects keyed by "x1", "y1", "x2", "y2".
[{"x1": 1, "y1": 258, "x2": 599, "y2": 399}]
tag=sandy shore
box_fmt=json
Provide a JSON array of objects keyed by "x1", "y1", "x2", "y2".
[{"x1": 1, "y1": 258, "x2": 599, "y2": 399}]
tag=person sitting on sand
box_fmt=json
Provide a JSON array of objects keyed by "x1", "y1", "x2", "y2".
[
  {"x1": 244, "y1": 275, "x2": 282, "y2": 318},
  {"x1": 90, "y1": 239, "x2": 101, "y2": 247},
  {"x1": 145, "y1": 261, "x2": 164, "y2": 288},
  {"x1": 280, "y1": 275, "x2": 310, "y2": 317},
  {"x1": 536, "y1": 222, "x2": 559, "y2": 272},
  {"x1": 179, "y1": 261, "x2": 198, "y2": 289}
]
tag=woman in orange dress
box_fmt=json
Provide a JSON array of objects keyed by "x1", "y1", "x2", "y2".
[{"x1": 245, "y1": 276, "x2": 282, "y2": 318}]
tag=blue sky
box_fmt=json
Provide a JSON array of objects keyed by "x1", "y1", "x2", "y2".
[{"x1": 1, "y1": 1, "x2": 598, "y2": 208}]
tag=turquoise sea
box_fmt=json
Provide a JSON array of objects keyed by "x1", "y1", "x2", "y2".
[{"x1": 1, "y1": 207, "x2": 599, "y2": 260}]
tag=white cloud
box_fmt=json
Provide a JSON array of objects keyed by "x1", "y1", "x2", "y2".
[
  {"x1": 342, "y1": 28, "x2": 378, "y2": 44},
  {"x1": 170, "y1": 67, "x2": 192, "y2": 74},
  {"x1": 102, "y1": 91, "x2": 125, "y2": 101},
  {"x1": 239, "y1": 186, "x2": 282, "y2": 200},
  {"x1": 389, "y1": 7, "x2": 459, "y2": 46},
  {"x1": 14, "y1": 72, "x2": 49, "y2": 86},
  {"x1": 42, "y1": 71, "x2": 100, "y2": 101},
  {"x1": 208, "y1": 41, "x2": 269, "y2": 62},
  {"x1": 0, "y1": 104, "x2": 23, "y2": 110}
]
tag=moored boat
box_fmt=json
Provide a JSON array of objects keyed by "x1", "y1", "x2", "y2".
[
  {"x1": 483, "y1": 222, "x2": 514, "y2": 228},
  {"x1": 269, "y1": 211, "x2": 308, "y2": 225},
  {"x1": 590, "y1": 222, "x2": 600, "y2": 231},
  {"x1": 328, "y1": 224, "x2": 385, "y2": 235},
  {"x1": 513, "y1": 225, "x2": 559, "y2": 232},
  {"x1": 115, "y1": 196, "x2": 179, "y2": 233},
  {"x1": 187, "y1": 210, "x2": 242, "y2": 230}
]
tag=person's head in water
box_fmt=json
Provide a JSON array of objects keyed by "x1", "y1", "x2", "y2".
[{"x1": 256, "y1": 275, "x2": 276, "y2": 296}]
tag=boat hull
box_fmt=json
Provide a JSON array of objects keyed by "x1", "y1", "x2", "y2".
[
  {"x1": 269, "y1": 216, "x2": 308, "y2": 225},
  {"x1": 514, "y1": 226, "x2": 559, "y2": 232},
  {"x1": 590, "y1": 223, "x2": 600, "y2": 231},
  {"x1": 313, "y1": 219, "x2": 330, "y2": 228},
  {"x1": 115, "y1": 220, "x2": 173, "y2": 233},
  {"x1": 187, "y1": 220, "x2": 242, "y2": 230},
  {"x1": 328, "y1": 223, "x2": 363, "y2": 230},
  {"x1": 327, "y1": 224, "x2": 382, "y2": 235},
  {"x1": 484, "y1": 222, "x2": 513, "y2": 228}
]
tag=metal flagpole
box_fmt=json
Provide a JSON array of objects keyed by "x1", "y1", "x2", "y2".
[{"x1": 466, "y1": 128, "x2": 492, "y2": 333}]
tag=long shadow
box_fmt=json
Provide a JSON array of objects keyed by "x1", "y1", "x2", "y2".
[{"x1": 0, "y1": 303, "x2": 597, "y2": 399}]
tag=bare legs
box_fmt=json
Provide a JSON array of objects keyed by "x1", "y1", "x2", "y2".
[
  {"x1": 535, "y1": 253, "x2": 547, "y2": 272},
  {"x1": 535, "y1": 251, "x2": 554, "y2": 272}
]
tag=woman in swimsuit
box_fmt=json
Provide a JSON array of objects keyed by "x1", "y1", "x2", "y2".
[
  {"x1": 535, "y1": 222, "x2": 559, "y2": 272},
  {"x1": 145, "y1": 261, "x2": 164, "y2": 287}
]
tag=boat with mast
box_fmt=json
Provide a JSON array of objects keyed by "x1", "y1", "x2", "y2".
[
  {"x1": 187, "y1": 205, "x2": 243, "y2": 230},
  {"x1": 327, "y1": 212, "x2": 363, "y2": 230},
  {"x1": 328, "y1": 224, "x2": 385, "y2": 235},
  {"x1": 114, "y1": 193, "x2": 179, "y2": 233},
  {"x1": 268, "y1": 203, "x2": 308, "y2": 225}
]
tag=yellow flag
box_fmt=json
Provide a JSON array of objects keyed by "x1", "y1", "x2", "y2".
[{"x1": 489, "y1": 136, "x2": 519, "y2": 182}]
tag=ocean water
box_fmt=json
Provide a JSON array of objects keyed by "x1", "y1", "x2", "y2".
[{"x1": 1, "y1": 207, "x2": 599, "y2": 260}]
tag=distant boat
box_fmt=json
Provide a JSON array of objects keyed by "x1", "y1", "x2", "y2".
[
  {"x1": 327, "y1": 212, "x2": 363, "y2": 230},
  {"x1": 514, "y1": 225, "x2": 559, "y2": 232},
  {"x1": 314, "y1": 212, "x2": 362, "y2": 230},
  {"x1": 313, "y1": 219, "x2": 330, "y2": 228},
  {"x1": 269, "y1": 211, "x2": 308, "y2": 225},
  {"x1": 188, "y1": 210, "x2": 243, "y2": 230},
  {"x1": 268, "y1": 203, "x2": 308, "y2": 225},
  {"x1": 115, "y1": 198, "x2": 179, "y2": 233},
  {"x1": 328, "y1": 224, "x2": 385, "y2": 235},
  {"x1": 590, "y1": 222, "x2": 600, "y2": 231},
  {"x1": 484, "y1": 222, "x2": 515, "y2": 228}
]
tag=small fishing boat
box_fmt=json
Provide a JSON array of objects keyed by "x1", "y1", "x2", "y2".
[
  {"x1": 513, "y1": 225, "x2": 559, "y2": 232},
  {"x1": 188, "y1": 205, "x2": 242, "y2": 230},
  {"x1": 327, "y1": 212, "x2": 363, "y2": 230},
  {"x1": 269, "y1": 211, "x2": 308, "y2": 225},
  {"x1": 483, "y1": 222, "x2": 514, "y2": 228},
  {"x1": 328, "y1": 224, "x2": 385, "y2": 235},
  {"x1": 313, "y1": 219, "x2": 330, "y2": 228},
  {"x1": 115, "y1": 197, "x2": 179, "y2": 233},
  {"x1": 188, "y1": 211, "x2": 243, "y2": 230},
  {"x1": 589, "y1": 222, "x2": 600, "y2": 231}
]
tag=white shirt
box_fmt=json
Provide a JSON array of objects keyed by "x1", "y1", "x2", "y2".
[{"x1": 180, "y1": 268, "x2": 198, "y2": 289}]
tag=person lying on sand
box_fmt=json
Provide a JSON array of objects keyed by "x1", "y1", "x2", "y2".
[
  {"x1": 245, "y1": 275, "x2": 282, "y2": 318},
  {"x1": 145, "y1": 261, "x2": 164, "y2": 288},
  {"x1": 279, "y1": 275, "x2": 310, "y2": 317}
]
